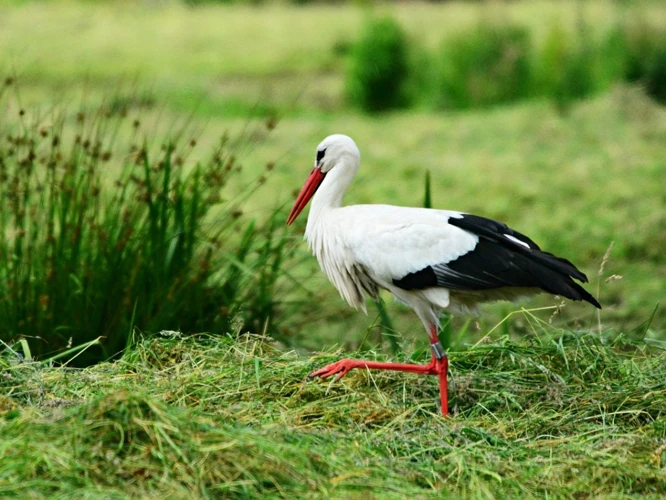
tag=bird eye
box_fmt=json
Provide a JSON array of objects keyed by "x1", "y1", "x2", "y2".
[{"x1": 316, "y1": 149, "x2": 326, "y2": 163}]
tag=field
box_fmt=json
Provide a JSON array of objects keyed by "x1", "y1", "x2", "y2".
[{"x1": 1, "y1": 0, "x2": 666, "y2": 497}]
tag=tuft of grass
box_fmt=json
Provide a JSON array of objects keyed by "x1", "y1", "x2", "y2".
[
  {"x1": 1, "y1": 328, "x2": 666, "y2": 497},
  {"x1": 0, "y1": 82, "x2": 294, "y2": 364},
  {"x1": 534, "y1": 17, "x2": 622, "y2": 113}
]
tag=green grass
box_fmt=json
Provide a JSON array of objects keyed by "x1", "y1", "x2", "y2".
[
  {"x1": 2, "y1": 330, "x2": 666, "y2": 498},
  {"x1": 1, "y1": 0, "x2": 665, "y2": 354},
  {"x1": 0, "y1": 82, "x2": 297, "y2": 363},
  {"x1": 2, "y1": 2, "x2": 665, "y2": 496},
  {"x1": 3, "y1": 1, "x2": 665, "y2": 113},
  {"x1": 2, "y1": 5, "x2": 665, "y2": 338}
]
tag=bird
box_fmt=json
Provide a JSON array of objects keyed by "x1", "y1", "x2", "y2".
[{"x1": 287, "y1": 134, "x2": 601, "y2": 416}]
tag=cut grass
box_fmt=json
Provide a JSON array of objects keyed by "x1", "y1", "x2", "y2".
[{"x1": 1, "y1": 329, "x2": 666, "y2": 498}]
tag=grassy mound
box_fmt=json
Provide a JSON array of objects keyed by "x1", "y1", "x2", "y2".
[{"x1": 2, "y1": 331, "x2": 666, "y2": 498}]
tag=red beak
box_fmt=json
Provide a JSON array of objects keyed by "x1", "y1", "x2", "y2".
[{"x1": 287, "y1": 168, "x2": 326, "y2": 225}]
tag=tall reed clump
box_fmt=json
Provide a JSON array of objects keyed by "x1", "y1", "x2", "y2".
[
  {"x1": 346, "y1": 16, "x2": 410, "y2": 112},
  {"x1": 0, "y1": 80, "x2": 292, "y2": 364}
]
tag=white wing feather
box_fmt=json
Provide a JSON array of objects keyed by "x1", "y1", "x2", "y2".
[{"x1": 336, "y1": 205, "x2": 479, "y2": 284}]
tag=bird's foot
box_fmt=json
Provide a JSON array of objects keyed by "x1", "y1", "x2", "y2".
[
  {"x1": 309, "y1": 357, "x2": 446, "y2": 380},
  {"x1": 309, "y1": 359, "x2": 359, "y2": 380},
  {"x1": 309, "y1": 356, "x2": 449, "y2": 416}
]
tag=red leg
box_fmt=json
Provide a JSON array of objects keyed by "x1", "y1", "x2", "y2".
[
  {"x1": 310, "y1": 324, "x2": 449, "y2": 416},
  {"x1": 437, "y1": 355, "x2": 448, "y2": 416},
  {"x1": 309, "y1": 356, "x2": 440, "y2": 378}
]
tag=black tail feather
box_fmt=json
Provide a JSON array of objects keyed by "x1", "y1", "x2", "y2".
[
  {"x1": 395, "y1": 239, "x2": 603, "y2": 309},
  {"x1": 528, "y1": 254, "x2": 601, "y2": 308},
  {"x1": 446, "y1": 214, "x2": 601, "y2": 309}
]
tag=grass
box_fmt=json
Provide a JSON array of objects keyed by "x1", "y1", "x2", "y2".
[
  {"x1": 435, "y1": 22, "x2": 533, "y2": 109},
  {"x1": 2, "y1": 329, "x2": 666, "y2": 498},
  {"x1": 3, "y1": 1, "x2": 666, "y2": 113},
  {"x1": 1, "y1": 0, "x2": 665, "y2": 354},
  {"x1": 0, "y1": 81, "x2": 297, "y2": 363},
  {"x1": 283, "y1": 91, "x2": 666, "y2": 350},
  {"x1": 2, "y1": 2, "x2": 665, "y2": 497}
]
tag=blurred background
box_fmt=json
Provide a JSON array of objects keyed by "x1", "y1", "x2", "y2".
[{"x1": 1, "y1": 0, "x2": 665, "y2": 364}]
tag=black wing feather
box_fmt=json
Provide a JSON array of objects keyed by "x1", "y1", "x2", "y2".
[
  {"x1": 449, "y1": 214, "x2": 589, "y2": 283},
  {"x1": 393, "y1": 214, "x2": 601, "y2": 309}
]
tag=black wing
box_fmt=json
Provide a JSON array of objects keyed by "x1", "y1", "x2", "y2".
[{"x1": 393, "y1": 214, "x2": 601, "y2": 308}]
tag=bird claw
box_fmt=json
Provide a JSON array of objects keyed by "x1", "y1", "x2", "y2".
[{"x1": 309, "y1": 359, "x2": 354, "y2": 380}]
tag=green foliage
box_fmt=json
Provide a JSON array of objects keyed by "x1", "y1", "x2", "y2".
[
  {"x1": 437, "y1": 23, "x2": 532, "y2": 109},
  {"x1": 596, "y1": 25, "x2": 631, "y2": 90},
  {"x1": 183, "y1": 0, "x2": 254, "y2": 5},
  {"x1": 372, "y1": 296, "x2": 399, "y2": 355},
  {"x1": 646, "y1": 46, "x2": 666, "y2": 103},
  {"x1": 346, "y1": 16, "x2": 410, "y2": 112},
  {"x1": 1, "y1": 331, "x2": 666, "y2": 497},
  {"x1": 345, "y1": 13, "x2": 666, "y2": 112},
  {"x1": 623, "y1": 20, "x2": 666, "y2": 104},
  {"x1": 432, "y1": 15, "x2": 666, "y2": 110},
  {"x1": 2, "y1": 0, "x2": 666, "y2": 358},
  {"x1": 0, "y1": 83, "x2": 292, "y2": 364},
  {"x1": 423, "y1": 169, "x2": 431, "y2": 210},
  {"x1": 535, "y1": 22, "x2": 610, "y2": 112}
]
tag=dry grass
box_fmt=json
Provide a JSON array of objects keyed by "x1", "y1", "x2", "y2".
[{"x1": 1, "y1": 329, "x2": 666, "y2": 498}]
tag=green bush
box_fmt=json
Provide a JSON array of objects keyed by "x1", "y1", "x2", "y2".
[
  {"x1": 645, "y1": 46, "x2": 666, "y2": 104},
  {"x1": 623, "y1": 20, "x2": 666, "y2": 104},
  {"x1": 0, "y1": 81, "x2": 292, "y2": 364},
  {"x1": 346, "y1": 16, "x2": 410, "y2": 112},
  {"x1": 535, "y1": 22, "x2": 606, "y2": 112},
  {"x1": 596, "y1": 26, "x2": 630, "y2": 91},
  {"x1": 437, "y1": 23, "x2": 532, "y2": 109},
  {"x1": 342, "y1": 16, "x2": 666, "y2": 112}
]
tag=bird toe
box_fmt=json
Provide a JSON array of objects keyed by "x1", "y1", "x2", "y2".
[{"x1": 309, "y1": 360, "x2": 349, "y2": 380}]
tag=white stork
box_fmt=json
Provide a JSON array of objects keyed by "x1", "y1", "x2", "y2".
[{"x1": 287, "y1": 134, "x2": 601, "y2": 416}]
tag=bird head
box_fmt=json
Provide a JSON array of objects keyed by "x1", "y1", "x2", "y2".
[{"x1": 287, "y1": 134, "x2": 360, "y2": 225}]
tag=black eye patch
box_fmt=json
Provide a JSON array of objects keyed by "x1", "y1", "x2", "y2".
[{"x1": 316, "y1": 149, "x2": 326, "y2": 163}]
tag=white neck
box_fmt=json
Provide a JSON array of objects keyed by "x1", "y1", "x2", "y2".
[
  {"x1": 303, "y1": 152, "x2": 364, "y2": 310},
  {"x1": 306, "y1": 155, "x2": 358, "y2": 228}
]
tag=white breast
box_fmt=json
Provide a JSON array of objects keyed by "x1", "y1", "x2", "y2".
[{"x1": 306, "y1": 213, "x2": 370, "y2": 311}]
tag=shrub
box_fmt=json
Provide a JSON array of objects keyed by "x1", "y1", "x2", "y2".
[
  {"x1": 0, "y1": 80, "x2": 292, "y2": 364},
  {"x1": 437, "y1": 23, "x2": 532, "y2": 109},
  {"x1": 645, "y1": 46, "x2": 666, "y2": 104},
  {"x1": 535, "y1": 22, "x2": 607, "y2": 112},
  {"x1": 346, "y1": 16, "x2": 410, "y2": 112},
  {"x1": 596, "y1": 26, "x2": 630, "y2": 91},
  {"x1": 623, "y1": 20, "x2": 666, "y2": 104}
]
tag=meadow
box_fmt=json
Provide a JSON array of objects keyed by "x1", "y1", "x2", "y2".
[
  {"x1": 4, "y1": 0, "x2": 664, "y2": 347},
  {"x1": 1, "y1": 0, "x2": 666, "y2": 497}
]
